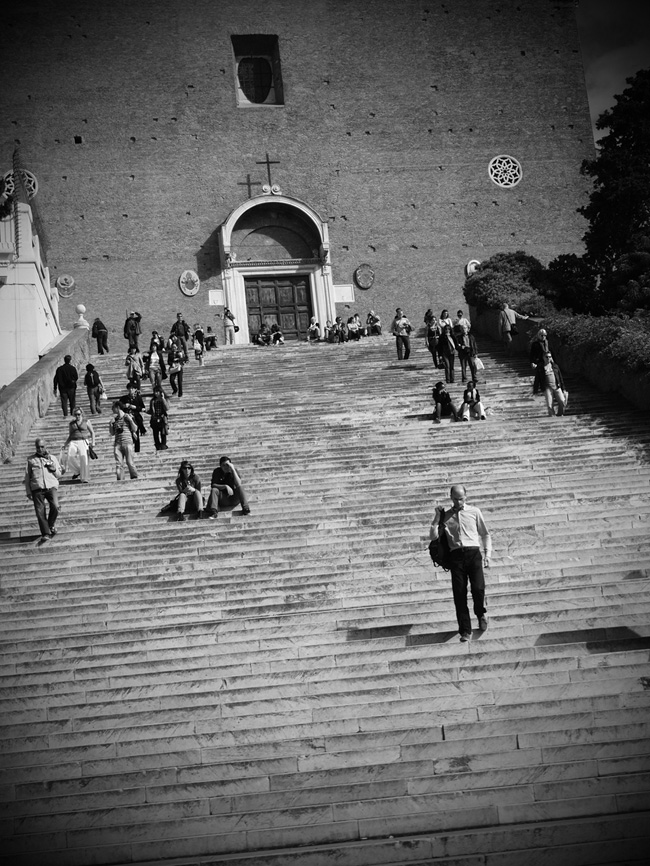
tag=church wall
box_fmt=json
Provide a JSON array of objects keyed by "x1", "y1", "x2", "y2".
[{"x1": 2, "y1": 0, "x2": 594, "y2": 340}]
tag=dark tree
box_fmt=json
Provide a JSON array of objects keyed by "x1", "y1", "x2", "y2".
[
  {"x1": 580, "y1": 69, "x2": 650, "y2": 271},
  {"x1": 539, "y1": 253, "x2": 606, "y2": 314}
]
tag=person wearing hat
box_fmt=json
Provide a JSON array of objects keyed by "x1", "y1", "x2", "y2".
[
  {"x1": 530, "y1": 328, "x2": 550, "y2": 394},
  {"x1": 123, "y1": 311, "x2": 142, "y2": 350},
  {"x1": 53, "y1": 355, "x2": 78, "y2": 417}
]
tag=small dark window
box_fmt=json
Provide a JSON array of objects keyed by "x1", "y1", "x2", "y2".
[
  {"x1": 231, "y1": 35, "x2": 284, "y2": 106},
  {"x1": 238, "y1": 57, "x2": 273, "y2": 103}
]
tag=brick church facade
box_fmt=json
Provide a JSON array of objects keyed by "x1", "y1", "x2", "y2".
[{"x1": 2, "y1": 0, "x2": 594, "y2": 342}]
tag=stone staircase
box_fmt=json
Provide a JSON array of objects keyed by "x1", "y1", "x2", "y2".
[{"x1": 1, "y1": 335, "x2": 649, "y2": 866}]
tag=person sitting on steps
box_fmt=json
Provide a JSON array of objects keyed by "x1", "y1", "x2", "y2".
[
  {"x1": 460, "y1": 381, "x2": 486, "y2": 421},
  {"x1": 270, "y1": 323, "x2": 285, "y2": 345},
  {"x1": 206, "y1": 456, "x2": 251, "y2": 519},
  {"x1": 256, "y1": 323, "x2": 272, "y2": 346},
  {"x1": 432, "y1": 381, "x2": 460, "y2": 424},
  {"x1": 174, "y1": 460, "x2": 203, "y2": 521}
]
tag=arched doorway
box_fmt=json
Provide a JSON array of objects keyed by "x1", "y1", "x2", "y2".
[{"x1": 219, "y1": 195, "x2": 336, "y2": 343}]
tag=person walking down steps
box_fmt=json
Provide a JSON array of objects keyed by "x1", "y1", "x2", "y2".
[
  {"x1": 24, "y1": 438, "x2": 63, "y2": 542},
  {"x1": 430, "y1": 484, "x2": 491, "y2": 642}
]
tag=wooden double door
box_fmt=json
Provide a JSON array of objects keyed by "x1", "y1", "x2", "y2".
[{"x1": 245, "y1": 275, "x2": 312, "y2": 341}]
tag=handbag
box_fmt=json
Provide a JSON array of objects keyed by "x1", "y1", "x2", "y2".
[
  {"x1": 87, "y1": 444, "x2": 98, "y2": 460},
  {"x1": 428, "y1": 512, "x2": 451, "y2": 571},
  {"x1": 510, "y1": 325, "x2": 519, "y2": 336},
  {"x1": 234, "y1": 325, "x2": 240, "y2": 333},
  {"x1": 475, "y1": 357, "x2": 485, "y2": 371}
]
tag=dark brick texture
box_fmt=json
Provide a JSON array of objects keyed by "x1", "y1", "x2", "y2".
[{"x1": 1, "y1": 0, "x2": 594, "y2": 336}]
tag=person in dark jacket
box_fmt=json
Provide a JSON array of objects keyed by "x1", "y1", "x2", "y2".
[
  {"x1": 438, "y1": 324, "x2": 457, "y2": 383},
  {"x1": 167, "y1": 340, "x2": 185, "y2": 397},
  {"x1": 425, "y1": 316, "x2": 442, "y2": 368},
  {"x1": 84, "y1": 363, "x2": 103, "y2": 415},
  {"x1": 530, "y1": 328, "x2": 550, "y2": 394},
  {"x1": 53, "y1": 355, "x2": 78, "y2": 417},
  {"x1": 432, "y1": 381, "x2": 460, "y2": 424},
  {"x1": 123, "y1": 311, "x2": 142, "y2": 350},
  {"x1": 148, "y1": 386, "x2": 170, "y2": 451},
  {"x1": 206, "y1": 456, "x2": 251, "y2": 518},
  {"x1": 170, "y1": 313, "x2": 190, "y2": 360},
  {"x1": 91, "y1": 318, "x2": 109, "y2": 354}
]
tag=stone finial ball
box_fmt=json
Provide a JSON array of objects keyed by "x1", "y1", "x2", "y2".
[{"x1": 76, "y1": 304, "x2": 86, "y2": 315}]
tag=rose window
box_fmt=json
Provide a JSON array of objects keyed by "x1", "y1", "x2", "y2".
[{"x1": 488, "y1": 155, "x2": 522, "y2": 188}]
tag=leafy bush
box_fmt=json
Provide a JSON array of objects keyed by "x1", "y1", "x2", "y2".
[
  {"x1": 543, "y1": 312, "x2": 650, "y2": 375},
  {"x1": 463, "y1": 251, "x2": 548, "y2": 313}
]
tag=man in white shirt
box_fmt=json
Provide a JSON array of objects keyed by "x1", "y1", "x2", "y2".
[{"x1": 430, "y1": 485, "x2": 492, "y2": 641}]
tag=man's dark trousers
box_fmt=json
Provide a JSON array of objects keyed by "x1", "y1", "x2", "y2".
[
  {"x1": 449, "y1": 547, "x2": 486, "y2": 634},
  {"x1": 59, "y1": 388, "x2": 76, "y2": 416},
  {"x1": 396, "y1": 335, "x2": 410, "y2": 360},
  {"x1": 32, "y1": 488, "x2": 59, "y2": 537}
]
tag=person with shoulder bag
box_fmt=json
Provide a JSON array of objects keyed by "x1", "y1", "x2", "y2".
[
  {"x1": 63, "y1": 407, "x2": 96, "y2": 482},
  {"x1": 430, "y1": 485, "x2": 491, "y2": 642}
]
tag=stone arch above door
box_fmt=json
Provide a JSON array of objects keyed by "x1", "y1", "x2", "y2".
[
  {"x1": 230, "y1": 203, "x2": 322, "y2": 262},
  {"x1": 220, "y1": 194, "x2": 331, "y2": 267},
  {"x1": 218, "y1": 195, "x2": 336, "y2": 344}
]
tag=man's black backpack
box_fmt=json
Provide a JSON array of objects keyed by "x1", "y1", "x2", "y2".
[{"x1": 428, "y1": 511, "x2": 451, "y2": 571}]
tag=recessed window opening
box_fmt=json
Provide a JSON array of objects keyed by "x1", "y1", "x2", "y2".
[{"x1": 231, "y1": 35, "x2": 284, "y2": 106}]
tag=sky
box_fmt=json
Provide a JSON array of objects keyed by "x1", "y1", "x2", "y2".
[{"x1": 576, "y1": 0, "x2": 650, "y2": 141}]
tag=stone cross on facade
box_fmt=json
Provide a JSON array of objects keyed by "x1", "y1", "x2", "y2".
[{"x1": 256, "y1": 153, "x2": 281, "y2": 194}]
